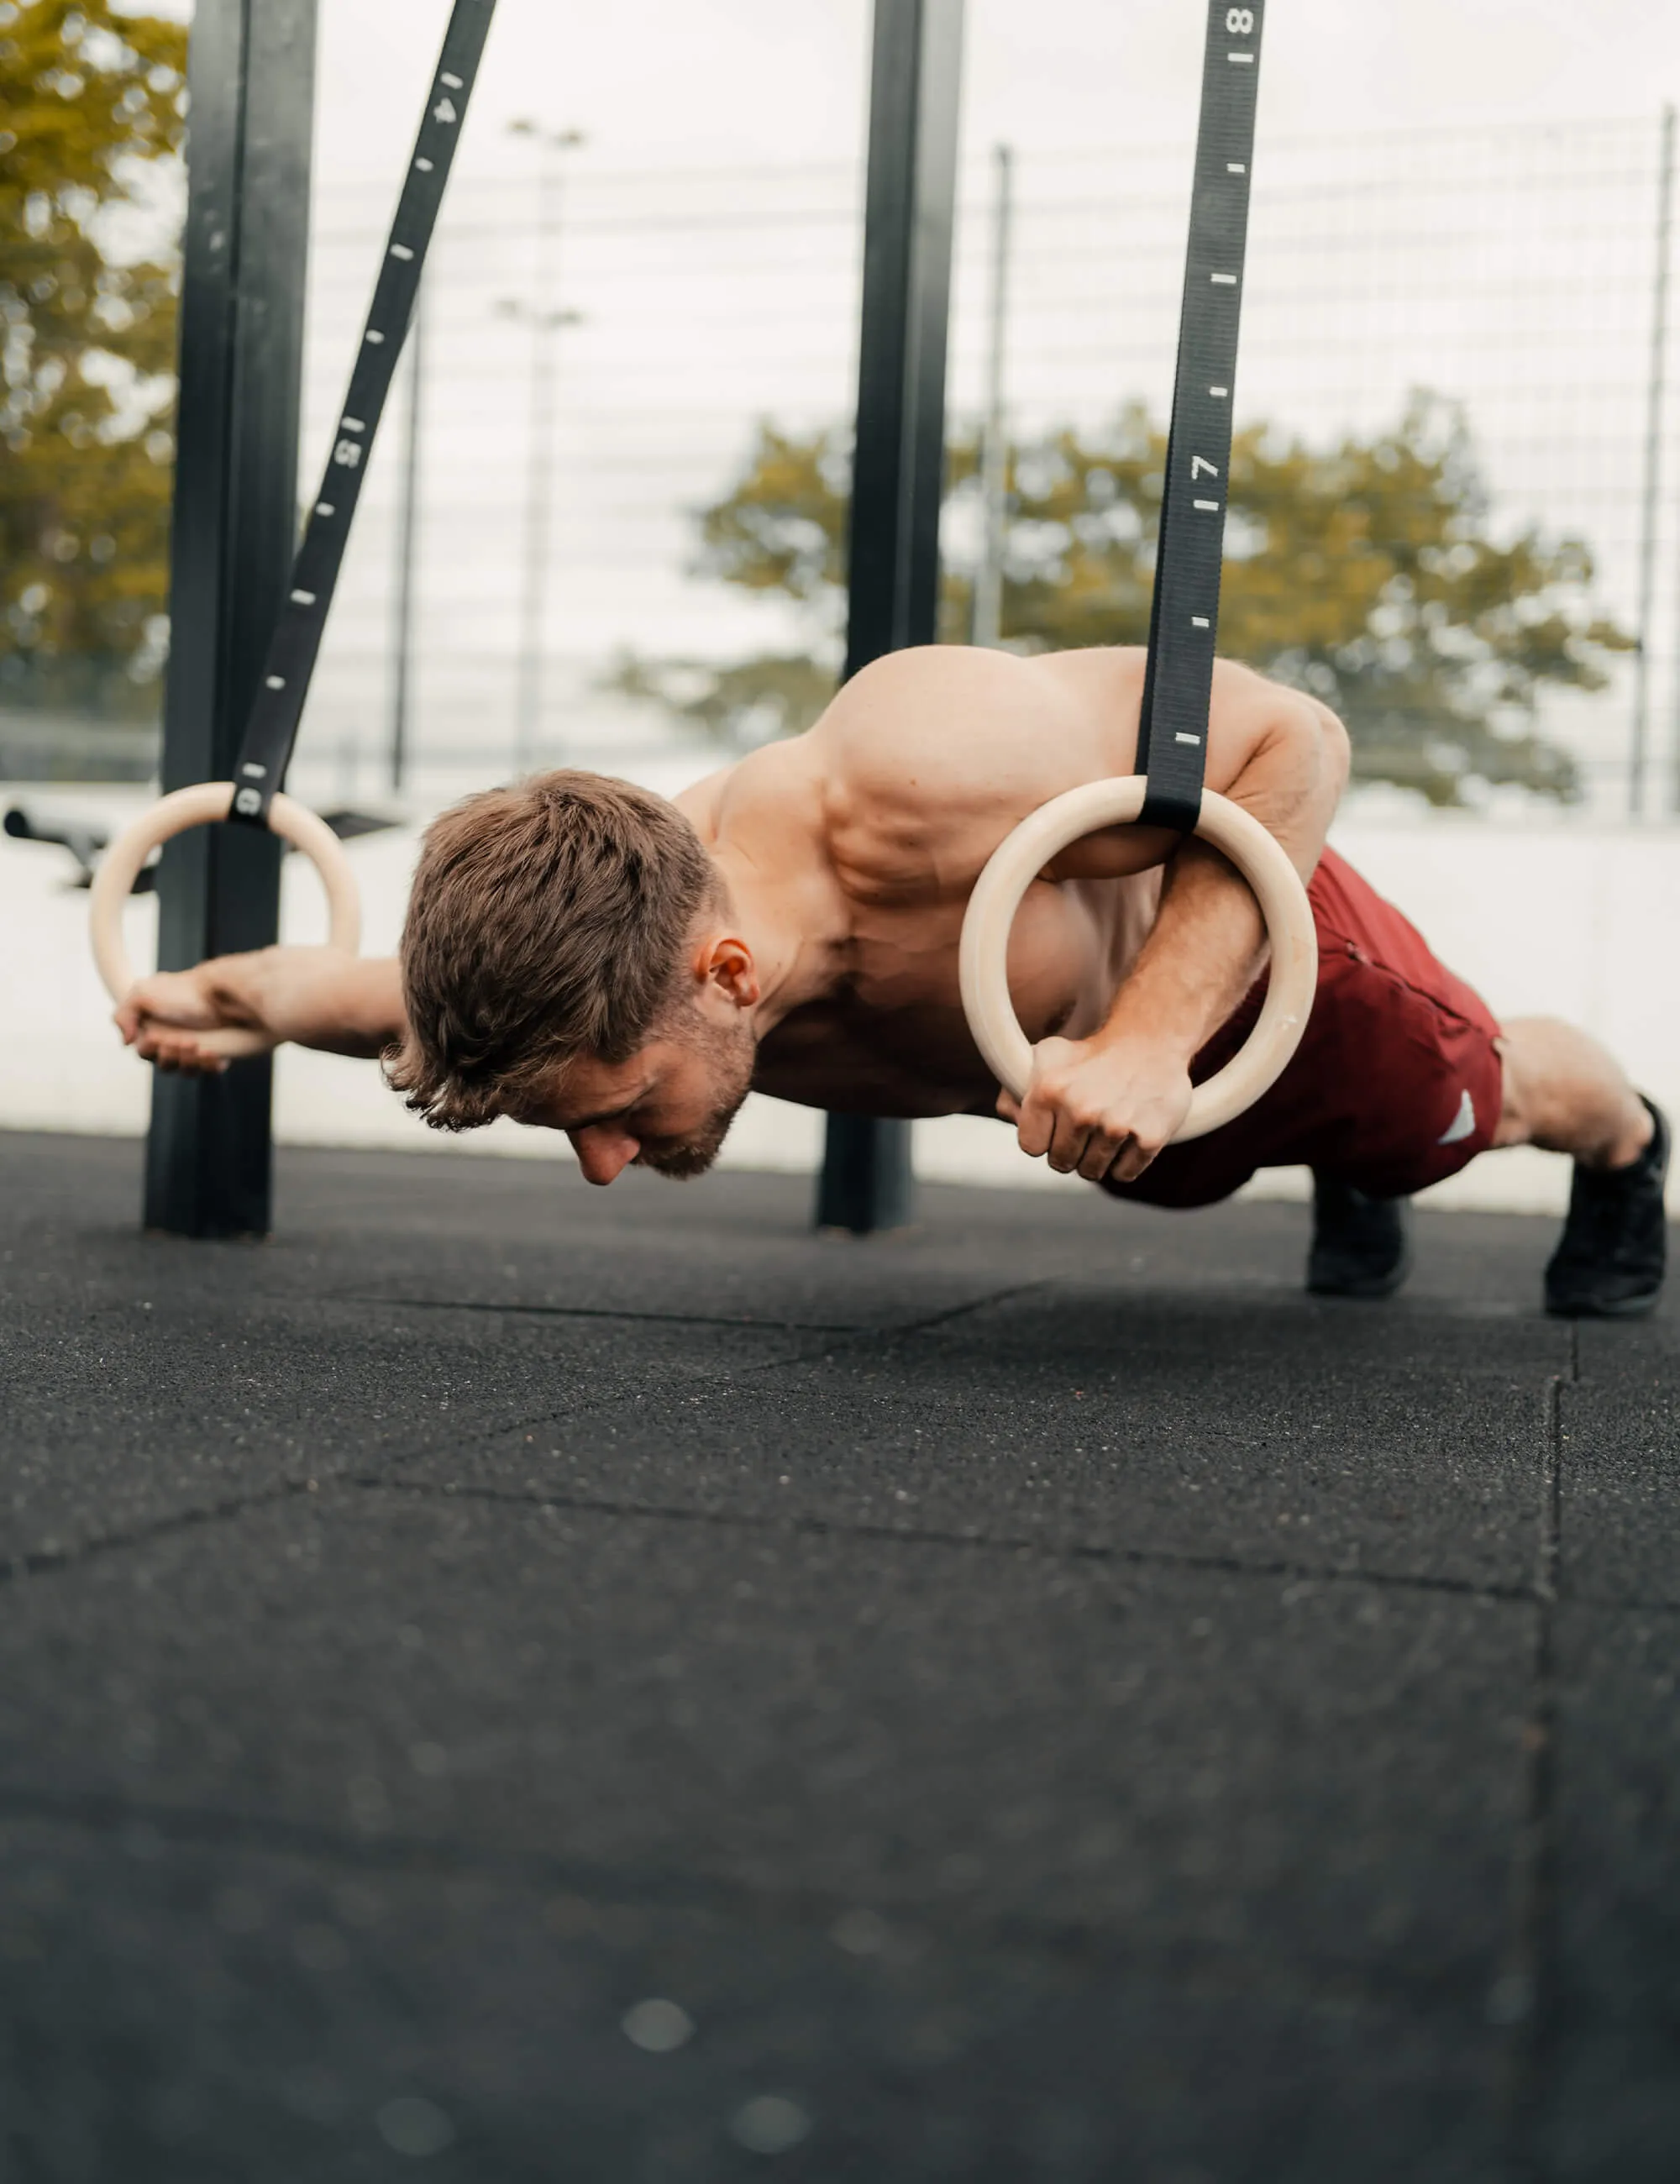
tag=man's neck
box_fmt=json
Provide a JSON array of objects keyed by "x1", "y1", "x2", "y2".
[
  {"x1": 708, "y1": 837, "x2": 848, "y2": 1037},
  {"x1": 677, "y1": 741, "x2": 855, "y2": 1035}
]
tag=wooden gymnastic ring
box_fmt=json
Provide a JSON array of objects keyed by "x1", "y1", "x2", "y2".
[
  {"x1": 88, "y1": 780, "x2": 363, "y2": 1063},
  {"x1": 958, "y1": 776, "x2": 1318, "y2": 1146}
]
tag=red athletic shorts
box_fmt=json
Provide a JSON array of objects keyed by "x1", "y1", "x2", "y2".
[{"x1": 1104, "y1": 845, "x2": 1505, "y2": 1208}]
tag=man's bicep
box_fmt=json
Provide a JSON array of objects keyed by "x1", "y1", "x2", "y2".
[
  {"x1": 323, "y1": 954, "x2": 408, "y2": 1059},
  {"x1": 348, "y1": 956, "x2": 408, "y2": 1043},
  {"x1": 1199, "y1": 659, "x2": 1301, "y2": 790},
  {"x1": 1204, "y1": 675, "x2": 1347, "y2": 881},
  {"x1": 1057, "y1": 668, "x2": 1341, "y2": 880},
  {"x1": 1042, "y1": 660, "x2": 1282, "y2": 879},
  {"x1": 249, "y1": 950, "x2": 407, "y2": 1057}
]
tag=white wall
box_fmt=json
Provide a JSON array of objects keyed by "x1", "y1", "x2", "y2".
[{"x1": 3, "y1": 785, "x2": 1673, "y2": 1215}]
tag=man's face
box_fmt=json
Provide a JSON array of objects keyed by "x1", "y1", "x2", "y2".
[{"x1": 516, "y1": 1006, "x2": 756, "y2": 1186}]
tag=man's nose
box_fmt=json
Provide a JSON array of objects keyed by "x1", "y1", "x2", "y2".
[{"x1": 571, "y1": 1126, "x2": 639, "y2": 1185}]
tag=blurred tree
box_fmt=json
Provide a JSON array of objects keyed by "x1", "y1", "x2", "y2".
[
  {"x1": 610, "y1": 648, "x2": 837, "y2": 752},
  {"x1": 0, "y1": 0, "x2": 186, "y2": 723},
  {"x1": 616, "y1": 395, "x2": 1631, "y2": 806}
]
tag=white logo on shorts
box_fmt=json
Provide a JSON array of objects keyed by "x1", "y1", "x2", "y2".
[{"x1": 1437, "y1": 1089, "x2": 1477, "y2": 1146}]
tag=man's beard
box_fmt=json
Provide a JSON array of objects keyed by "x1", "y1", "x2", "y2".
[{"x1": 633, "y1": 1011, "x2": 755, "y2": 1180}]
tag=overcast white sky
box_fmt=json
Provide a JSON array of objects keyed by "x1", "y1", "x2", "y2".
[
  {"x1": 128, "y1": 1, "x2": 1680, "y2": 806},
  {"x1": 307, "y1": 0, "x2": 1680, "y2": 184}
]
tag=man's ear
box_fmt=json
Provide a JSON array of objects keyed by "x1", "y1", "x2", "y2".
[{"x1": 696, "y1": 933, "x2": 759, "y2": 1010}]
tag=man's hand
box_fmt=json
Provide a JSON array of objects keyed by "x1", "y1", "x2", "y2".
[
  {"x1": 998, "y1": 1032, "x2": 1194, "y2": 1184},
  {"x1": 114, "y1": 964, "x2": 268, "y2": 1074},
  {"x1": 113, "y1": 946, "x2": 405, "y2": 1072}
]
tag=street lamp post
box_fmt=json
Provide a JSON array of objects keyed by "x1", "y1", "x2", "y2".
[
  {"x1": 972, "y1": 143, "x2": 1013, "y2": 648},
  {"x1": 506, "y1": 121, "x2": 584, "y2": 776},
  {"x1": 389, "y1": 274, "x2": 426, "y2": 796}
]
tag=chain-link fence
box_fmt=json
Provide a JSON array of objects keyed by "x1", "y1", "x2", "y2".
[
  {"x1": 283, "y1": 110, "x2": 1680, "y2": 821},
  {"x1": 17, "y1": 110, "x2": 1680, "y2": 823}
]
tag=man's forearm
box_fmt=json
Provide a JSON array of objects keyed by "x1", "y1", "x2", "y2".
[
  {"x1": 203, "y1": 948, "x2": 407, "y2": 1057},
  {"x1": 1098, "y1": 700, "x2": 1344, "y2": 1063},
  {"x1": 1100, "y1": 843, "x2": 1268, "y2": 1061}
]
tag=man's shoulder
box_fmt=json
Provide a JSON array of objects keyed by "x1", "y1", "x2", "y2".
[
  {"x1": 814, "y1": 643, "x2": 1116, "y2": 785},
  {"x1": 838, "y1": 641, "x2": 1139, "y2": 701},
  {"x1": 798, "y1": 648, "x2": 1128, "y2": 898},
  {"x1": 699, "y1": 737, "x2": 832, "y2": 865}
]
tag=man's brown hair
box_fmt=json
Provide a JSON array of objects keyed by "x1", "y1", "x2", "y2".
[{"x1": 386, "y1": 769, "x2": 718, "y2": 1131}]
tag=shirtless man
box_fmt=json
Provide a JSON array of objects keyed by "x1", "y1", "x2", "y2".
[{"x1": 115, "y1": 646, "x2": 1669, "y2": 1316}]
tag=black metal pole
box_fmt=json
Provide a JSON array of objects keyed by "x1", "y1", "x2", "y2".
[
  {"x1": 815, "y1": 0, "x2": 963, "y2": 1235},
  {"x1": 144, "y1": 0, "x2": 318, "y2": 1237}
]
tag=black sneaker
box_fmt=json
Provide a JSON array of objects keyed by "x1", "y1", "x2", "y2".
[
  {"x1": 1307, "y1": 1174, "x2": 1413, "y2": 1299},
  {"x1": 1544, "y1": 1097, "x2": 1669, "y2": 1319}
]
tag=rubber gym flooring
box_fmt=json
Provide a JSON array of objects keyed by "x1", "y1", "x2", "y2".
[{"x1": 2, "y1": 1126, "x2": 1677, "y2": 2182}]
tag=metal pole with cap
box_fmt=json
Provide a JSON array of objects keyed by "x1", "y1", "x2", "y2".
[
  {"x1": 815, "y1": 0, "x2": 964, "y2": 1235},
  {"x1": 144, "y1": 0, "x2": 318, "y2": 1237}
]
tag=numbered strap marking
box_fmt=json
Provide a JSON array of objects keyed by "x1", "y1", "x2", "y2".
[
  {"x1": 1135, "y1": 0, "x2": 1265, "y2": 833},
  {"x1": 225, "y1": 0, "x2": 498, "y2": 831}
]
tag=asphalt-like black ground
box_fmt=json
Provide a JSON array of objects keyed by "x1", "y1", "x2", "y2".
[{"x1": 1, "y1": 1127, "x2": 1677, "y2": 2182}]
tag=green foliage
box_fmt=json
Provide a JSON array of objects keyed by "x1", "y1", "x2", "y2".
[
  {"x1": 624, "y1": 396, "x2": 1632, "y2": 804},
  {"x1": 608, "y1": 648, "x2": 837, "y2": 749},
  {"x1": 693, "y1": 422, "x2": 852, "y2": 608},
  {"x1": 0, "y1": 0, "x2": 186, "y2": 718}
]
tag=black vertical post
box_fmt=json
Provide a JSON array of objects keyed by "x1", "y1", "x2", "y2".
[
  {"x1": 144, "y1": 0, "x2": 318, "y2": 1237},
  {"x1": 815, "y1": 0, "x2": 963, "y2": 1235}
]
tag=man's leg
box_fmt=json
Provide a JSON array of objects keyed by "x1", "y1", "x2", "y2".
[
  {"x1": 1494, "y1": 1016, "x2": 1667, "y2": 1318},
  {"x1": 1494, "y1": 1016, "x2": 1653, "y2": 1167},
  {"x1": 1307, "y1": 1177, "x2": 1412, "y2": 1299}
]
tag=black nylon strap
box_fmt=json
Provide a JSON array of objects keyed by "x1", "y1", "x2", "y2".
[
  {"x1": 228, "y1": 0, "x2": 497, "y2": 828},
  {"x1": 1136, "y1": 0, "x2": 1265, "y2": 832}
]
